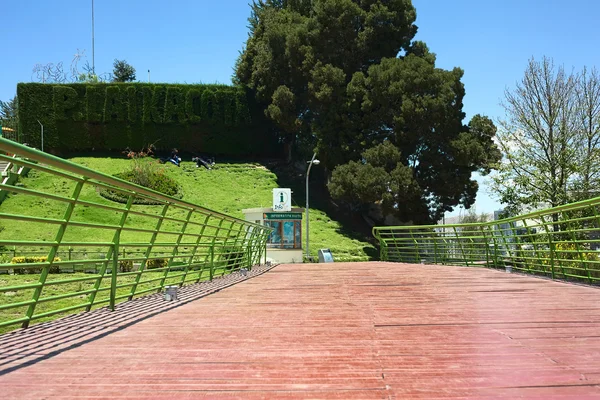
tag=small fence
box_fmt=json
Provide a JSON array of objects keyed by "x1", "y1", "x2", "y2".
[
  {"x1": 0, "y1": 138, "x2": 271, "y2": 330},
  {"x1": 373, "y1": 198, "x2": 600, "y2": 285}
]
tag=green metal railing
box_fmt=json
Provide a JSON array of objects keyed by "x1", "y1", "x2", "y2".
[
  {"x1": 0, "y1": 138, "x2": 271, "y2": 330},
  {"x1": 373, "y1": 198, "x2": 600, "y2": 284}
]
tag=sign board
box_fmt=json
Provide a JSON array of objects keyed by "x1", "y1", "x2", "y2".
[
  {"x1": 272, "y1": 188, "x2": 292, "y2": 212},
  {"x1": 264, "y1": 213, "x2": 302, "y2": 220}
]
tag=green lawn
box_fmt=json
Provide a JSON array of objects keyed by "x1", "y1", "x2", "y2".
[
  {"x1": 0, "y1": 157, "x2": 375, "y2": 261},
  {"x1": 0, "y1": 156, "x2": 375, "y2": 332}
]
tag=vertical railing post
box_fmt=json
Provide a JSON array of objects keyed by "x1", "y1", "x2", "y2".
[
  {"x1": 564, "y1": 212, "x2": 591, "y2": 284},
  {"x1": 206, "y1": 218, "x2": 225, "y2": 282},
  {"x1": 480, "y1": 225, "x2": 490, "y2": 267},
  {"x1": 158, "y1": 208, "x2": 193, "y2": 292},
  {"x1": 247, "y1": 226, "x2": 261, "y2": 269},
  {"x1": 522, "y1": 219, "x2": 542, "y2": 273},
  {"x1": 409, "y1": 229, "x2": 421, "y2": 263},
  {"x1": 540, "y1": 214, "x2": 557, "y2": 280},
  {"x1": 129, "y1": 203, "x2": 170, "y2": 300},
  {"x1": 209, "y1": 245, "x2": 215, "y2": 281},
  {"x1": 180, "y1": 213, "x2": 211, "y2": 286},
  {"x1": 497, "y1": 222, "x2": 513, "y2": 269},
  {"x1": 379, "y1": 237, "x2": 388, "y2": 261},
  {"x1": 258, "y1": 229, "x2": 270, "y2": 265},
  {"x1": 220, "y1": 221, "x2": 237, "y2": 277},
  {"x1": 432, "y1": 229, "x2": 440, "y2": 265},
  {"x1": 22, "y1": 178, "x2": 86, "y2": 328},
  {"x1": 452, "y1": 227, "x2": 469, "y2": 267},
  {"x1": 228, "y1": 223, "x2": 246, "y2": 274},
  {"x1": 110, "y1": 243, "x2": 118, "y2": 311},
  {"x1": 87, "y1": 194, "x2": 133, "y2": 310},
  {"x1": 388, "y1": 229, "x2": 399, "y2": 262},
  {"x1": 509, "y1": 221, "x2": 527, "y2": 272}
]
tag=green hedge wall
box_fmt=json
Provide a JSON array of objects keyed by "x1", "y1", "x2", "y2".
[{"x1": 17, "y1": 83, "x2": 279, "y2": 156}]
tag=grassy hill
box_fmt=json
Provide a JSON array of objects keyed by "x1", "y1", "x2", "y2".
[{"x1": 0, "y1": 156, "x2": 376, "y2": 262}]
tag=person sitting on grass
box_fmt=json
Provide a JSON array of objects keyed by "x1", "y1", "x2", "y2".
[{"x1": 168, "y1": 148, "x2": 181, "y2": 167}]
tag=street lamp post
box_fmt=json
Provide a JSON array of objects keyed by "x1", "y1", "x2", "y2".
[
  {"x1": 305, "y1": 153, "x2": 320, "y2": 260},
  {"x1": 91, "y1": 0, "x2": 95, "y2": 75},
  {"x1": 37, "y1": 120, "x2": 44, "y2": 152}
]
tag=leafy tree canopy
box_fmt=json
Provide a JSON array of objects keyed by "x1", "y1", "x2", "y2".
[
  {"x1": 112, "y1": 59, "x2": 136, "y2": 83},
  {"x1": 236, "y1": 0, "x2": 501, "y2": 223}
]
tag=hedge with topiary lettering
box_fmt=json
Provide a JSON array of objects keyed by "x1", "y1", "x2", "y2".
[{"x1": 17, "y1": 83, "x2": 279, "y2": 156}]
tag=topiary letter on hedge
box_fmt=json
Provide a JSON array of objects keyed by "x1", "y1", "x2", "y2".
[
  {"x1": 86, "y1": 85, "x2": 104, "y2": 122},
  {"x1": 164, "y1": 87, "x2": 186, "y2": 123},
  {"x1": 53, "y1": 86, "x2": 81, "y2": 121},
  {"x1": 104, "y1": 86, "x2": 126, "y2": 122},
  {"x1": 18, "y1": 82, "x2": 277, "y2": 156},
  {"x1": 185, "y1": 88, "x2": 202, "y2": 123}
]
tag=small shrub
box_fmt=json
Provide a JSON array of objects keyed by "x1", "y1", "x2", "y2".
[
  {"x1": 147, "y1": 258, "x2": 168, "y2": 270},
  {"x1": 11, "y1": 256, "x2": 62, "y2": 274},
  {"x1": 99, "y1": 162, "x2": 182, "y2": 204},
  {"x1": 119, "y1": 260, "x2": 133, "y2": 272}
]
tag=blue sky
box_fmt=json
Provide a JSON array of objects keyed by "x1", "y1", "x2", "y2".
[{"x1": 2, "y1": 0, "x2": 599, "y2": 216}]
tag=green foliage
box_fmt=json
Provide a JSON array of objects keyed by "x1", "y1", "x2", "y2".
[
  {"x1": 0, "y1": 156, "x2": 376, "y2": 268},
  {"x1": 119, "y1": 167, "x2": 180, "y2": 197},
  {"x1": 99, "y1": 155, "x2": 182, "y2": 204},
  {"x1": 11, "y1": 256, "x2": 62, "y2": 263},
  {"x1": 459, "y1": 210, "x2": 489, "y2": 225},
  {"x1": 328, "y1": 135, "x2": 497, "y2": 223},
  {"x1": 76, "y1": 73, "x2": 99, "y2": 83},
  {"x1": 112, "y1": 59, "x2": 136, "y2": 82},
  {"x1": 185, "y1": 89, "x2": 202, "y2": 123},
  {"x1": 17, "y1": 83, "x2": 278, "y2": 156},
  {"x1": 164, "y1": 87, "x2": 186, "y2": 123},
  {"x1": 532, "y1": 242, "x2": 600, "y2": 280},
  {"x1": 492, "y1": 58, "x2": 600, "y2": 214},
  {"x1": 237, "y1": 1, "x2": 501, "y2": 223},
  {"x1": 147, "y1": 258, "x2": 168, "y2": 270},
  {"x1": 86, "y1": 85, "x2": 104, "y2": 122},
  {"x1": 201, "y1": 89, "x2": 214, "y2": 122},
  {"x1": 328, "y1": 161, "x2": 388, "y2": 210},
  {"x1": 0, "y1": 95, "x2": 18, "y2": 126},
  {"x1": 53, "y1": 86, "x2": 82, "y2": 121}
]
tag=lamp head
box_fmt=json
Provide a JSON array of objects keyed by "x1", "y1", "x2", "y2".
[{"x1": 313, "y1": 159, "x2": 320, "y2": 165}]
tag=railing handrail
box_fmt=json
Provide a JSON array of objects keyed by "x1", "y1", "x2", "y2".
[
  {"x1": 0, "y1": 136, "x2": 272, "y2": 332},
  {"x1": 372, "y1": 196, "x2": 600, "y2": 286},
  {"x1": 373, "y1": 196, "x2": 600, "y2": 238},
  {"x1": 0, "y1": 138, "x2": 259, "y2": 227}
]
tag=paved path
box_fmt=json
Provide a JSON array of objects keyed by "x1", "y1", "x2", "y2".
[{"x1": 1, "y1": 262, "x2": 600, "y2": 399}]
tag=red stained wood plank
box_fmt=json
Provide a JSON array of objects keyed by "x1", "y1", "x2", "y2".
[{"x1": 1, "y1": 262, "x2": 600, "y2": 399}]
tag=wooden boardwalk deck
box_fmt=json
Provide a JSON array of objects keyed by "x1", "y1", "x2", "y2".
[{"x1": 1, "y1": 262, "x2": 600, "y2": 399}]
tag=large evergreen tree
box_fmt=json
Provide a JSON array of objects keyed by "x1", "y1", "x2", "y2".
[{"x1": 236, "y1": 0, "x2": 501, "y2": 223}]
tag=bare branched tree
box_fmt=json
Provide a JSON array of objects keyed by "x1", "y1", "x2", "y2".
[
  {"x1": 492, "y1": 57, "x2": 581, "y2": 216},
  {"x1": 32, "y1": 62, "x2": 68, "y2": 83},
  {"x1": 32, "y1": 49, "x2": 110, "y2": 84},
  {"x1": 574, "y1": 67, "x2": 600, "y2": 199}
]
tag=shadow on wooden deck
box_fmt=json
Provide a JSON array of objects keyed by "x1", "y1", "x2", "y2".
[{"x1": 0, "y1": 264, "x2": 274, "y2": 376}]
